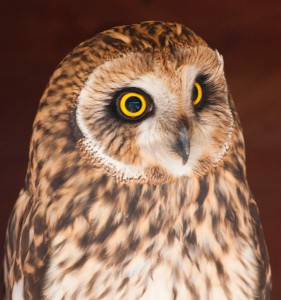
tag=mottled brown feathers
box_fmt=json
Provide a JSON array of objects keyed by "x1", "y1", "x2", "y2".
[{"x1": 3, "y1": 21, "x2": 271, "y2": 299}]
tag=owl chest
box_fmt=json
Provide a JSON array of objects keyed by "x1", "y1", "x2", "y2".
[{"x1": 45, "y1": 217, "x2": 258, "y2": 300}]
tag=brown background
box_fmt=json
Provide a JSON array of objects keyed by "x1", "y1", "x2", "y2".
[{"x1": 0, "y1": 0, "x2": 280, "y2": 299}]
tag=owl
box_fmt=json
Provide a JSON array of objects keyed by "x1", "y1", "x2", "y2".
[{"x1": 3, "y1": 21, "x2": 271, "y2": 299}]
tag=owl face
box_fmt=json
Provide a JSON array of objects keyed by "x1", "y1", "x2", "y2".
[{"x1": 76, "y1": 45, "x2": 233, "y2": 182}]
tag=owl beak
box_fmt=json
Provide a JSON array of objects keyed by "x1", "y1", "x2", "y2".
[{"x1": 171, "y1": 124, "x2": 190, "y2": 165}]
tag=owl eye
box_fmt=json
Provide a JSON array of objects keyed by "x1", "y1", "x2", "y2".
[
  {"x1": 119, "y1": 92, "x2": 147, "y2": 118},
  {"x1": 192, "y1": 82, "x2": 203, "y2": 106}
]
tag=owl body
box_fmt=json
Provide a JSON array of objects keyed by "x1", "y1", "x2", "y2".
[
  {"x1": 38, "y1": 175, "x2": 259, "y2": 300},
  {"x1": 4, "y1": 21, "x2": 271, "y2": 299}
]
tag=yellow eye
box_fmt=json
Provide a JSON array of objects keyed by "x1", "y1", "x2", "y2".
[
  {"x1": 119, "y1": 92, "x2": 147, "y2": 118},
  {"x1": 192, "y1": 82, "x2": 203, "y2": 106}
]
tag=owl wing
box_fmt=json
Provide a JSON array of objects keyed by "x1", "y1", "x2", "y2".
[
  {"x1": 3, "y1": 188, "x2": 49, "y2": 299},
  {"x1": 249, "y1": 195, "x2": 272, "y2": 299}
]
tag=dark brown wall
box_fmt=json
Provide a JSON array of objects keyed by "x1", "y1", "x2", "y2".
[{"x1": 1, "y1": 1, "x2": 280, "y2": 299}]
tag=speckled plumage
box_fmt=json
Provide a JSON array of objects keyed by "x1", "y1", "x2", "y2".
[{"x1": 3, "y1": 21, "x2": 271, "y2": 299}]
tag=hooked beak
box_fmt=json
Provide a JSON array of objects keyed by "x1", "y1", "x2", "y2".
[{"x1": 171, "y1": 123, "x2": 190, "y2": 165}]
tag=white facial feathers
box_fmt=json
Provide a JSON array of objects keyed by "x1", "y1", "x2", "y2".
[{"x1": 76, "y1": 47, "x2": 232, "y2": 181}]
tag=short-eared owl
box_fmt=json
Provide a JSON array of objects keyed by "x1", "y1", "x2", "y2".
[{"x1": 3, "y1": 21, "x2": 271, "y2": 299}]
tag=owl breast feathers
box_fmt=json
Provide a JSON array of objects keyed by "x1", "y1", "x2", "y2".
[{"x1": 3, "y1": 21, "x2": 271, "y2": 299}]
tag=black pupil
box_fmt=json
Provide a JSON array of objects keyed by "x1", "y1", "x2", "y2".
[
  {"x1": 192, "y1": 85, "x2": 198, "y2": 101},
  {"x1": 125, "y1": 97, "x2": 142, "y2": 112}
]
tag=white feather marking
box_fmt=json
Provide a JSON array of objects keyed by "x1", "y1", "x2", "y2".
[
  {"x1": 76, "y1": 72, "x2": 146, "y2": 181},
  {"x1": 78, "y1": 137, "x2": 146, "y2": 181},
  {"x1": 12, "y1": 278, "x2": 24, "y2": 300},
  {"x1": 138, "y1": 120, "x2": 193, "y2": 177},
  {"x1": 213, "y1": 107, "x2": 234, "y2": 164}
]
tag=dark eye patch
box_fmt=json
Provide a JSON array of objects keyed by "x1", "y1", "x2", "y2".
[
  {"x1": 192, "y1": 73, "x2": 215, "y2": 111},
  {"x1": 107, "y1": 87, "x2": 154, "y2": 123}
]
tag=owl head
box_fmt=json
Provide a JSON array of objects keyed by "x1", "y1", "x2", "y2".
[{"x1": 33, "y1": 21, "x2": 238, "y2": 185}]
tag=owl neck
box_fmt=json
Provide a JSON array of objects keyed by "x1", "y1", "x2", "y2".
[{"x1": 25, "y1": 142, "x2": 249, "y2": 243}]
